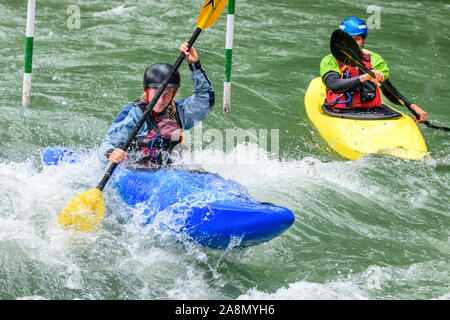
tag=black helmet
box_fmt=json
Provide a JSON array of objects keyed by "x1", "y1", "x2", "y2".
[{"x1": 143, "y1": 63, "x2": 181, "y2": 89}]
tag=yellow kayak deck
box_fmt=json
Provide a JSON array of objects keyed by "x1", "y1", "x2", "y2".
[{"x1": 304, "y1": 77, "x2": 427, "y2": 161}]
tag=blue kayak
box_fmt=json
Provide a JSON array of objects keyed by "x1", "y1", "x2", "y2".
[{"x1": 43, "y1": 146, "x2": 295, "y2": 249}]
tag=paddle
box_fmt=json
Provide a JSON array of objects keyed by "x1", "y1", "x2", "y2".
[
  {"x1": 58, "y1": 0, "x2": 229, "y2": 232},
  {"x1": 330, "y1": 29, "x2": 450, "y2": 132}
]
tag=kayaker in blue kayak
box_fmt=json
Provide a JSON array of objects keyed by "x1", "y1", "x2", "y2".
[
  {"x1": 320, "y1": 17, "x2": 427, "y2": 123},
  {"x1": 100, "y1": 41, "x2": 214, "y2": 168}
]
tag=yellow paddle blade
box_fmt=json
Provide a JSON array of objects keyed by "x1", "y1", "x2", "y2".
[
  {"x1": 197, "y1": 0, "x2": 228, "y2": 30},
  {"x1": 58, "y1": 188, "x2": 105, "y2": 232}
]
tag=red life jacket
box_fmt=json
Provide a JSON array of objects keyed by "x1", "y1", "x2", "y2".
[
  {"x1": 130, "y1": 100, "x2": 183, "y2": 166},
  {"x1": 325, "y1": 53, "x2": 382, "y2": 109}
]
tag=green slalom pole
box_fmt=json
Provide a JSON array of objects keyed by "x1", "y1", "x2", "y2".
[
  {"x1": 22, "y1": 0, "x2": 36, "y2": 107},
  {"x1": 223, "y1": 0, "x2": 235, "y2": 115}
]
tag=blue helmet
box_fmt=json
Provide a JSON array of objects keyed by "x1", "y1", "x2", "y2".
[{"x1": 339, "y1": 17, "x2": 368, "y2": 38}]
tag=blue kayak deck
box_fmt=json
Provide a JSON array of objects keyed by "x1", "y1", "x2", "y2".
[{"x1": 112, "y1": 167, "x2": 295, "y2": 248}]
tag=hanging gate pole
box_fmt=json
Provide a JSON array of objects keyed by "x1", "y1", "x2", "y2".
[
  {"x1": 223, "y1": 0, "x2": 235, "y2": 115},
  {"x1": 22, "y1": 0, "x2": 36, "y2": 107}
]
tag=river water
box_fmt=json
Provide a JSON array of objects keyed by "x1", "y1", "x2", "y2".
[{"x1": 0, "y1": 0, "x2": 449, "y2": 300}]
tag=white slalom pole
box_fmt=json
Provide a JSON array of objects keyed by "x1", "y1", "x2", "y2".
[
  {"x1": 22, "y1": 0, "x2": 36, "y2": 107},
  {"x1": 223, "y1": 0, "x2": 235, "y2": 115}
]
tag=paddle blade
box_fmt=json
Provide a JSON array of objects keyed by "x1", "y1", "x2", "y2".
[
  {"x1": 330, "y1": 29, "x2": 364, "y2": 68},
  {"x1": 58, "y1": 188, "x2": 105, "y2": 232},
  {"x1": 197, "y1": 0, "x2": 228, "y2": 30}
]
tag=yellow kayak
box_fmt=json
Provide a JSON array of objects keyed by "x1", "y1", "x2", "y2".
[{"x1": 304, "y1": 77, "x2": 428, "y2": 160}]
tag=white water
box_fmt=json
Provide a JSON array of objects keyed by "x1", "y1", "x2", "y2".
[{"x1": 1, "y1": 144, "x2": 448, "y2": 299}]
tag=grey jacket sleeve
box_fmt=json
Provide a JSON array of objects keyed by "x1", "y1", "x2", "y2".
[{"x1": 176, "y1": 61, "x2": 215, "y2": 130}]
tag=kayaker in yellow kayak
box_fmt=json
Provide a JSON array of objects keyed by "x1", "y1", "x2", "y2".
[
  {"x1": 320, "y1": 17, "x2": 427, "y2": 124},
  {"x1": 100, "y1": 41, "x2": 215, "y2": 168}
]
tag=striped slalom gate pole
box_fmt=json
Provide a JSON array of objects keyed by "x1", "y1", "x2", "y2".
[
  {"x1": 22, "y1": 0, "x2": 36, "y2": 107},
  {"x1": 223, "y1": 0, "x2": 235, "y2": 115}
]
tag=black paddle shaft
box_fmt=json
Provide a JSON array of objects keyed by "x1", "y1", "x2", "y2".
[
  {"x1": 330, "y1": 30, "x2": 450, "y2": 132},
  {"x1": 329, "y1": 31, "x2": 421, "y2": 115},
  {"x1": 96, "y1": 27, "x2": 203, "y2": 191}
]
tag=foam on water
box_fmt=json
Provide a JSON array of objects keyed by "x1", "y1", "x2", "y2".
[
  {"x1": 0, "y1": 142, "x2": 448, "y2": 299},
  {"x1": 92, "y1": 5, "x2": 137, "y2": 17},
  {"x1": 239, "y1": 280, "x2": 369, "y2": 300},
  {"x1": 239, "y1": 260, "x2": 450, "y2": 300},
  {"x1": 0, "y1": 144, "x2": 449, "y2": 299}
]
